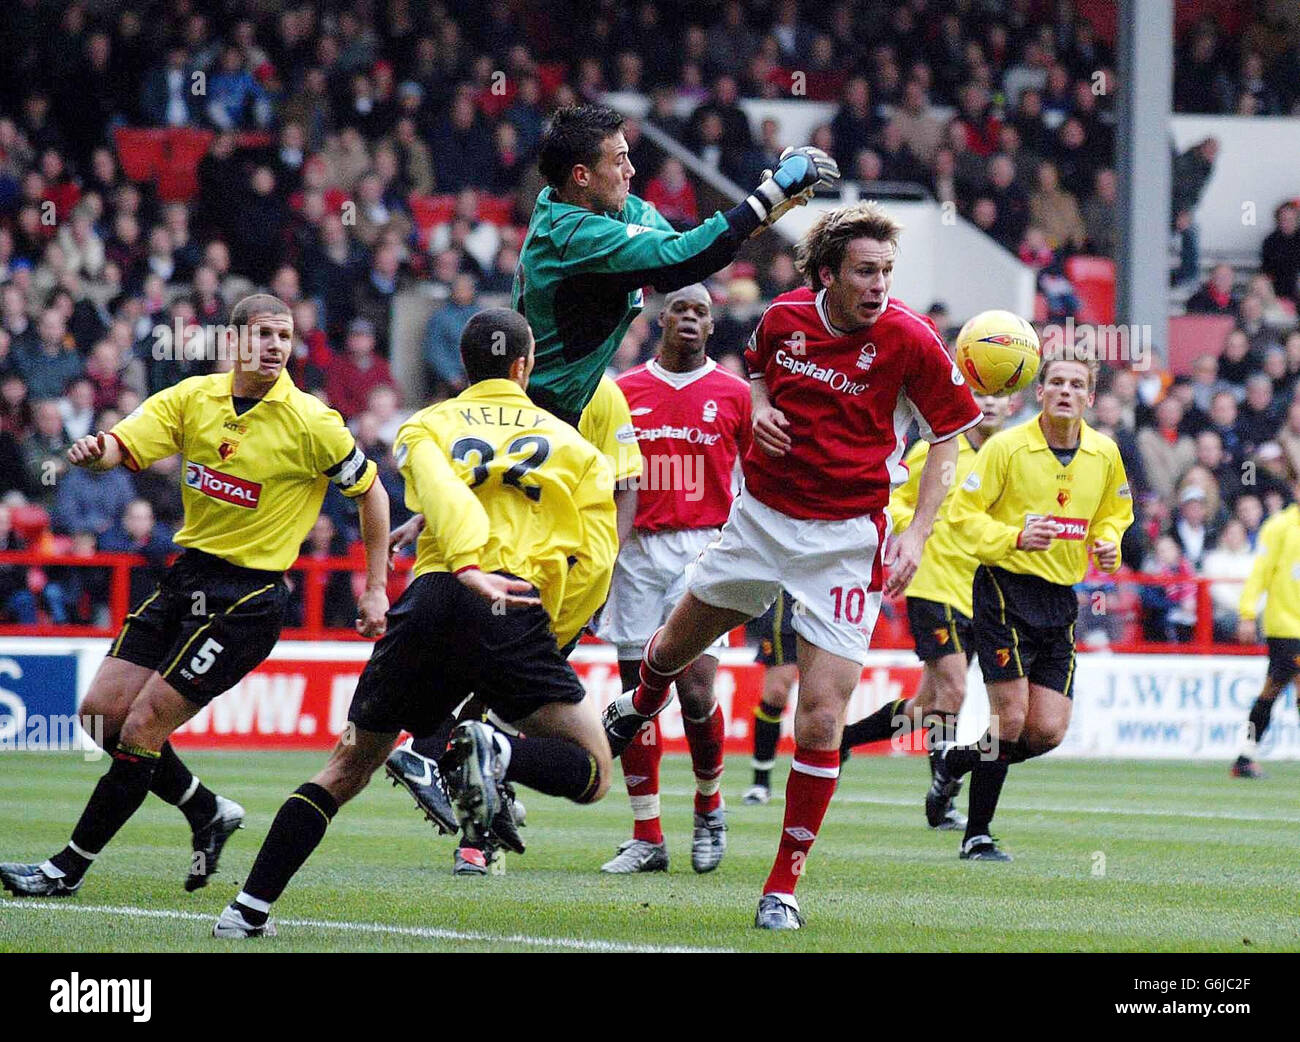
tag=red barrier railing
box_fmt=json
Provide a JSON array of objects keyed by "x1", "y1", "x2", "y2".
[{"x1": 0, "y1": 549, "x2": 1264, "y2": 654}]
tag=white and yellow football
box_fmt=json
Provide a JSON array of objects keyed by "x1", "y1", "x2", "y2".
[{"x1": 954, "y1": 309, "x2": 1041, "y2": 395}]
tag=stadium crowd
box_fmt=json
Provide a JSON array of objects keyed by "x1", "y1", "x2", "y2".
[{"x1": 0, "y1": 0, "x2": 1297, "y2": 640}]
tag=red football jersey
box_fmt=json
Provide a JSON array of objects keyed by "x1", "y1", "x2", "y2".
[
  {"x1": 617, "y1": 358, "x2": 752, "y2": 532},
  {"x1": 743, "y1": 288, "x2": 981, "y2": 520}
]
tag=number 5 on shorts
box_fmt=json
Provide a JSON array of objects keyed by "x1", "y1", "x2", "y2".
[{"x1": 190, "y1": 638, "x2": 225, "y2": 675}]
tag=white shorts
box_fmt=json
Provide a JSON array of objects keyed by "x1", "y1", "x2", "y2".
[
  {"x1": 597, "y1": 527, "x2": 729, "y2": 660},
  {"x1": 687, "y1": 489, "x2": 889, "y2": 666}
]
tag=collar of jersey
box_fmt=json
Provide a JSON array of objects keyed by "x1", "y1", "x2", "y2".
[
  {"x1": 647, "y1": 356, "x2": 715, "y2": 389},
  {"x1": 1026, "y1": 412, "x2": 1102, "y2": 455},
  {"x1": 459, "y1": 378, "x2": 531, "y2": 403},
  {"x1": 206, "y1": 368, "x2": 293, "y2": 403}
]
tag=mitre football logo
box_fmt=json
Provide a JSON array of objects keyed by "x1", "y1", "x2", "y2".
[
  {"x1": 702, "y1": 399, "x2": 718, "y2": 423},
  {"x1": 856, "y1": 342, "x2": 876, "y2": 370}
]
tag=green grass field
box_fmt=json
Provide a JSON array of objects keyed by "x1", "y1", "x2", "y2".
[{"x1": 2, "y1": 752, "x2": 1298, "y2": 953}]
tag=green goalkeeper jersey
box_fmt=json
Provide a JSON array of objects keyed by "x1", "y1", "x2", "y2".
[{"x1": 512, "y1": 186, "x2": 759, "y2": 423}]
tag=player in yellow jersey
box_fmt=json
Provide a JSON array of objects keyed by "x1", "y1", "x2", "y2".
[
  {"x1": 214, "y1": 309, "x2": 618, "y2": 937},
  {"x1": 938, "y1": 356, "x2": 1133, "y2": 861},
  {"x1": 1231, "y1": 485, "x2": 1300, "y2": 778},
  {"x1": 380, "y1": 369, "x2": 642, "y2": 874},
  {"x1": 1, "y1": 295, "x2": 390, "y2": 900},
  {"x1": 837, "y1": 393, "x2": 1012, "y2": 829}
]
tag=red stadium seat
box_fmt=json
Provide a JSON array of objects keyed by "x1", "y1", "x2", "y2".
[
  {"x1": 1167, "y1": 314, "x2": 1236, "y2": 375},
  {"x1": 1065, "y1": 255, "x2": 1115, "y2": 325},
  {"x1": 477, "y1": 195, "x2": 516, "y2": 224},
  {"x1": 8, "y1": 504, "x2": 50, "y2": 545},
  {"x1": 409, "y1": 194, "x2": 457, "y2": 235}
]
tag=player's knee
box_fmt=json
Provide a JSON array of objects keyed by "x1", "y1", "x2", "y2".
[
  {"x1": 991, "y1": 703, "x2": 1027, "y2": 741},
  {"x1": 119, "y1": 695, "x2": 169, "y2": 750},
  {"x1": 677, "y1": 681, "x2": 715, "y2": 721},
  {"x1": 795, "y1": 705, "x2": 841, "y2": 748},
  {"x1": 1024, "y1": 725, "x2": 1065, "y2": 755},
  {"x1": 933, "y1": 671, "x2": 966, "y2": 711}
]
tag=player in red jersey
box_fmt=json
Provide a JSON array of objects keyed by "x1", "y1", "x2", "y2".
[
  {"x1": 595, "y1": 283, "x2": 751, "y2": 876},
  {"x1": 602, "y1": 203, "x2": 982, "y2": 929}
]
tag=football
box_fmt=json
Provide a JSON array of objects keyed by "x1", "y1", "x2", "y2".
[{"x1": 954, "y1": 309, "x2": 1042, "y2": 395}]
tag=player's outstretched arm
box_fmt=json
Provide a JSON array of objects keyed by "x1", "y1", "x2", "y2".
[
  {"x1": 745, "y1": 146, "x2": 840, "y2": 236},
  {"x1": 750, "y1": 375, "x2": 792, "y2": 457},
  {"x1": 947, "y1": 437, "x2": 1024, "y2": 561},
  {"x1": 355, "y1": 478, "x2": 391, "y2": 638},
  {"x1": 1087, "y1": 451, "x2": 1134, "y2": 574},
  {"x1": 67, "y1": 431, "x2": 124, "y2": 472},
  {"x1": 884, "y1": 436, "x2": 957, "y2": 596},
  {"x1": 387, "y1": 512, "x2": 425, "y2": 569}
]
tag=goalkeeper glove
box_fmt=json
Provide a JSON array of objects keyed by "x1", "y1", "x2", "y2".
[{"x1": 746, "y1": 146, "x2": 841, "y2": 223}]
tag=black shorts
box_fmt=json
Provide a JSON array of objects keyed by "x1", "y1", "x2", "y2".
[
  {"x1": 348, "y1": 571, "x2": 587, "y2": 736},
  {"x1": 748, "y1": 588, "x2": 798, "y2": 667},
  {"x1": 907, "y1": 597, "x2": 974, "y2": 664},
  {"x1": 1265, "y1": 638, "x2": 1300, "y2": 684},
  {"x1": 109, "y1": 549, "x2": 289, "y2": 707},
  {"x1": 972, "y1": 566, "x2": 1078, "y2": 699}
]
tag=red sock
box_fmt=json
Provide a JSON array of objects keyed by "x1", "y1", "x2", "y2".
[
  {"x1": 621, "y1": 717, "x2": 663, "y2": 844},
  {"x1": 631, "y1": 628, "x2": 686, "y2": 716},
  {"x1": 763, "y1": 746, "x2": 840, "y2": 896},
  {"x1": 683, "y1": 704, "x2": 725, "y2": 815}
]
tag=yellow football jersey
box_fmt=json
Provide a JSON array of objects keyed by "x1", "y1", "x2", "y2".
[
  {"x1": 110, "y1": 370, "x2": 376, "y2": 572},
  {"x1": 1239, "y1": 505, "x2": 1300, "y2": 638},
  {"x1": 394, "y1": 378, "x2": 617, "y2": 647},
  {"x1": 946, "y1": 414, "x2": 1133, "y2": 586},
  {"x1": 579, "y1": 375, "x2": 644, "y2": 484},
  {"x1": 889, "y1": 432, "x2": 981, "y2": 617}
]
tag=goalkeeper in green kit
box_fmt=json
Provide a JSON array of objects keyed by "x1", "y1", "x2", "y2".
[{"x1": 514, "y1": 104, "x2": 839, "y2": 425}]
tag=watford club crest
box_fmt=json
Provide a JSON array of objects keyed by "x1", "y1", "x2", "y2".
[
  {"x1": 995, "y1": 648, "x2": 1012, "y2": 668},
  {"x1": 1057, "y1": 489, "x2": 1070, "y2": 509},
  {"x1": 933, "y1": 628, "x2": 950, "y2": 646},
  {"x1": 218, "y1": 439, "x2": 239, "y2": 460}
]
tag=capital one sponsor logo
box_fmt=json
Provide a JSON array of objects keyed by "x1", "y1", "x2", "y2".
[
  {"x1": 1026, "y1": 513, "x2": 1088, "y2": 539},
  {"x1": 774, "y1": 349, "x2": 867, "y2": 395},
  {"x1": 634, "y1": 423, "x2": 721, "y2": 445},
  {"x1": 184, "y1": 460, "x2": 262, "y2": 508}
]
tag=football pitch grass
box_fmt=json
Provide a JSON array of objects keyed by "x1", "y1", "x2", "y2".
[{"x1": 2, "y1": 752, "x2": 1298, "y2": 953}]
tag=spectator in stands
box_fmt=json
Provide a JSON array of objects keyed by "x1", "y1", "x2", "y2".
[
  {"x1": 350, "y1": 240, "x2": 405, "y2": 357},
  {"x1": 0, "y1": 504, "x2": 41, "y2": 623},
  {"x1": 643, "y1": 157, "x2": 698, "y2": 230},
  {"x1": 1236, "y1": 373, "x2": 1284, "y2": 452},
  {"x1": 1239, "y1": 294, "x2": 1282, "y2": 354},
  {"x1": 1216, "y1": 329, "x2": 1259, "y2": 385},
  {"x1": 1029, "y1": 160, "x2": 1086, "y2": 253},
  {"x1": 99, "y1": 498, "x2": 175, "y2": 607},
  {"x1": 689, "y1": 74, "x2": 753, "y2": 157},
  {"x1": 1262, "y1": 344, "x2": 1292, "y2": 398},
  {"x1": 1235, "y1": 493, "x2": 1265, "y2": 549},
  {"x1": 1247, "y1": 273, "x2": 1298, "y2": 330},
  {"x1": 303, "y1": 212, "x2": 365, "y2": 340},
  {"x1": 1174, "y1": 24, "x2": 1234, "y2": 113},
  {"x1": 1092, "y1": 391, "x2": 1148, "y2": 493},
  {"x1": 324, "y1": 317, "x2": 396, "y2": 420},
  {"x1": 1193, "y1": 429, "x2": 1244, "y2": 506},
  {"x1": 828, "y1": 76, "x2": 877, "y2": 171},
  {"x1": 1185, "y1": 262, "x2": 1239, "y2": 315},
  {"x1": 1202, "y1": 519, "x2": 1256, "y2": 641},
  {"x1": 364, "y1": 384, "x2": 406, "y2": 446},
  {"x1": 205, "y1": 44, "x2": 272, "y2": 130},
  {"x1": 1208, "y1": 389, "x2": 1246, "y2": 465},
  {"x1": 140, "y1": 44, "x2": 198, "y2": 128},
  {"x1": 983, "y1": 152, "x2": 1029, "y2": 251},
  {"x1": 1187, "y1": 354, "x2": 1232, "y2": 415},
  {"x1": 20, "y1": 398, "x2": 70, "y2": 508},
  {"x1": 57, "y1": 377, "x2": 95, "y2": 441},
  {"x1": 1277, "y1": 398, "x2": 1300, "y2": 481},
  {"x1": 430, "y1": 91, "x2": 494, "y2": 194},
  {"x1": 51, "y1": 453, "x2": 134, "y2": 537},
  {"x1": 351, "y1": 171, "x2": 410, "y2": 249},
  {"x1": 1140, "y1": 534, "x2": 1198, "y2": 643},
  {"x1": 876, "y1": 121, "x2": 926, "y2": 185},
  {"x1": 1260, "y1": 202, "x2": 1300, "y2": 302},
  {"x1": 891, "y1": 79, "x2": 944, "y2": 165},
  {"x1": 490, "y1": 121, "x2": 527, "y2": 194},
  {"x1": 130, "y1": 454, "x2": 182, "y2": 530},
  {"x1": 1137, "y1": 396, "x2": 1196, "y2": 501},
  {"x1": 15, "y1": 309, "x2": 82, "y2": 401},
  {"x1": 1170, "y1": 137, "x2": 1219, "y2": 287},
  {"x1": 707, "y1": 2, "x2": 759, "y2": 78},
  {"x1": 423, "y1": 274, "x2": 476, "y2": 397},
  {"x1": 504, "y1": 74, "x2": 546, "y2": 158},
  {"x1": 1172, "y1": 485, "x2": 1215, "y2": 569},
  {"x1": 382, "y1": 116, "x2": 434, "y2": 197}
]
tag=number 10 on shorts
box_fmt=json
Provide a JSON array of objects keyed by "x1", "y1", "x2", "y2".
[{"x1": 830, "y1": 586, "x2": 870, "y2": 624}]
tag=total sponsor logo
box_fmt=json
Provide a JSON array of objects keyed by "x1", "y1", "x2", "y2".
[
  {"x1": 774, "y1": 349, "x2": 867, "y2": 395},
  {"x1": 634, "y1": 423, "x2": 722, "y2": 446},
  {"x1": 1025, "y1": 513, "x2": 1088, "y2": 540},
  {"x1": 184, "y1": 460, "x2": 262, "y2": 508}
]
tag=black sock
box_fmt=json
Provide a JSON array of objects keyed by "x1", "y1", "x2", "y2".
[
  {"x1": 752, "y1": 701, "x2": 782, "y2": 785},
  {"x1": 240, "y1": 783, "x2": 338, "y2": 912},
  {"x1": 411, "y1": 716, "x2": 457, "y2": 761},
  {"x1": 502, "y1": 735, "x2": 600, "y2": 803},
  {"x1": 842, "y1": 697, "x2": 913, "y2": 750},
  {"x1": 55, "y1": 745, "x2": 161, "y2": 881},
  {"x1": 945, "y1": 740, "x2": 984, "y2": 778},
  {"x1": 1248, "y1": 696, "x2": 1275, "y2": 746},
  {"x1": 964, "y1": 758, "x2": 1010, "y2": 843},
  {"x1": 149, "y1": 742, "x2": 218, "y2": 829}
]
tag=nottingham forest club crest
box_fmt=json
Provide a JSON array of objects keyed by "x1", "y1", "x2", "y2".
[
  {"x1": 702, "y1": 399, "x2": 718, "y2": 423},
  {"x1": 856, "y1": 342, "x2": 877, "y2": 371}
]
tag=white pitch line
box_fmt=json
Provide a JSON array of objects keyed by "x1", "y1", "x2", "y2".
[
  {"x1": 660, "y1": 788, "x2": 1300, "y2": 824},
  {"x1": 0, "y1": 899, "x2": 733, "y2": 953}
]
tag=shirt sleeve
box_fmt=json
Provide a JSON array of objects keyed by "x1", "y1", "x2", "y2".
[
  {"x1": 308, "y1": 402, "x2": 378, "y2": 499},
  {"x1": 1088, "y1": 445, "x2": 1135, "y2": 572},
  {"x1": 580, "y1": 377, "x2": 644, "y2": 483},
  {"x1": 888, "y1": 440, "x2": 929, "y2": 536},
  {"x1": 903, "y1": 318, "x2": 982, "y2": 443},
  {"x1": 551, "y1": 450, "x2": 619, "y2": 648},
  {"x1": 393, "y1": 422, "x2": 490, "y2": 573},
  {"x1": 947, "y1": 434, "x2": 1022, "y2": 563},
  {"x1": 562, "y1": 201, "x2": 758, "y2": 294},
  {"x1": 1239, "y1": 515, "x2": 1280, "y2": 621},
  {"x1": 109, "y1": 381, "x2": 187, "y2": 472},
  {"x1": 743, "y1": 309, "x2": 773, "y2": 379}
]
